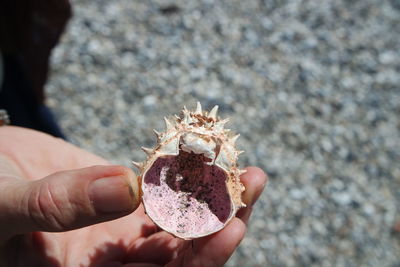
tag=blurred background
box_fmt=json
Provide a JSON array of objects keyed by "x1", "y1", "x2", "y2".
[{"x1": 6, "y1": 0, "x2": 400, "y2": 266}]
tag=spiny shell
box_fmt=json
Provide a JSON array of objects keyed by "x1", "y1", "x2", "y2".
[{"x1": 133, "y1": 102, "x2": 246, "y2": 239}]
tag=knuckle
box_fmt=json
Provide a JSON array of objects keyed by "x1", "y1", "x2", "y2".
[{"x1": 28, "y1": 180, "x2": 71, "y2": 231}]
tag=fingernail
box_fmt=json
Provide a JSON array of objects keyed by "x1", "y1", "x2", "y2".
[{"x1": 89, "y1": 176, "x2": 134, "y2": 213}]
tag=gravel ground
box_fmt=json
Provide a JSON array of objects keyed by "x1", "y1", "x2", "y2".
[{"x1": 46, "y1": 0, "x2": 400, "y2": 266}]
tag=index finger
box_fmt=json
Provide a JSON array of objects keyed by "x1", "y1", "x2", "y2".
[{"x1": 237, "y1": 166, "x2": 268, "y2": 223}]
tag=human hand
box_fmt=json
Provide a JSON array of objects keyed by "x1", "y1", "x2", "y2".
[{"x1": 0, "y1": 126, "x2": 267, "y2": 267}]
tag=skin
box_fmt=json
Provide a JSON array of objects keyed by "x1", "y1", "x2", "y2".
[{"x1": 0, "y1": 126, "x2": 267, "y2": 267}]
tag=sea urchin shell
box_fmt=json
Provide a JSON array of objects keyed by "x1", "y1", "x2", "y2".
[{"x1": 133, "y1": 102, "x2": 246, "y2": 239}]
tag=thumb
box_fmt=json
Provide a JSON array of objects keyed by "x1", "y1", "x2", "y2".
[{"x1": 0, "y1": 165, "x2": 140, "y2": 241}]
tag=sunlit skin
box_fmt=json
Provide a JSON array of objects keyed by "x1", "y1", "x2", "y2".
[{"x1": 0, "y1": 126, "x2": 267, "y2": 267}]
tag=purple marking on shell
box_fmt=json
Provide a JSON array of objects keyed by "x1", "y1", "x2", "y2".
[{"x1": 142, "y1": 150, "x2": 232, "y2": 239}]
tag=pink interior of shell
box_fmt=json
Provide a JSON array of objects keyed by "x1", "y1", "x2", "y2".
[{"x1": 142, "y1": 150, "x2": 232, "y2": 239}]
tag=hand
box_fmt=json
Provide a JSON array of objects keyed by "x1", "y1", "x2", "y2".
[{"x1": 0, "y1": 126, "x2": 267, "y2": 267}]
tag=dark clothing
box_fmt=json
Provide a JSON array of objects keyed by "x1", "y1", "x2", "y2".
[
  {"x1": 0, "y1": 0, "x2": 71, "y2": 138},
  {"x1": 0, "y1": 55, "x2": 66, "y2": 138}
]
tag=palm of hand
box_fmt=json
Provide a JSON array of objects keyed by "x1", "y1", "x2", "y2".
[{"x1": 0, "y1": 127, "x2": 266, "y2": 267}]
